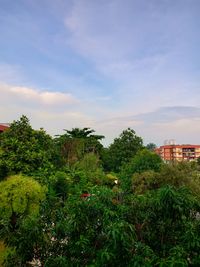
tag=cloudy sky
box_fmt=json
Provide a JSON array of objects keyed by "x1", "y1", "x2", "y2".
[{"x1": 0, "y1": 0, "x2": 200, "y2": 145}]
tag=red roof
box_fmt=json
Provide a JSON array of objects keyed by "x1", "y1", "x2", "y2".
[{"x1": 0, "y1": 124, "x2": 9, "y2": 132}]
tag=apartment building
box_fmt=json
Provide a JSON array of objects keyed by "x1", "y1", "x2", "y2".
[{"x1": 155, "y1": 144, "x2": 200, "y2": 162}]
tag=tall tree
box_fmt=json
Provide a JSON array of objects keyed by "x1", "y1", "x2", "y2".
[
  {"x1": 55, "y1": 127, "x2": 104, "y2": 166},
  {"x1": 103, "y1": 128, "x2": 143, "y2": 172},
  {"x1": 120, "y1": 149, "x2": 163, "y2": 192},
  {"x1": 0, "y1": 115, "x2": 54, "y2": 179}
]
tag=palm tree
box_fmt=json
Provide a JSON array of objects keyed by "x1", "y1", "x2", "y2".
[{"x1": 55, "y1": 128, "x2": 104, "y2": 166}]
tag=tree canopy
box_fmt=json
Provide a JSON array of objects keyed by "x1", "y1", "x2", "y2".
[
  {"x1": 1, "y1": 115, "x2": 200, "y2": 266},
  {"x1": 146, "y1": 142, "x2": 157, "y2": 151},
  {"x1": 0, "y1": 115, "x2": 54, "y2": 179},
  {"x1": 103, "y1": 128, "x2": 143, "y2": 172},
  {"x1": 55, "y1": 127, "x2": 104, "y2": 167}
]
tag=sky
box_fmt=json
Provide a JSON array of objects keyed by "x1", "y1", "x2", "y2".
[{"x1": 0, "y1": 0, "x2": 200, "y2": 146}]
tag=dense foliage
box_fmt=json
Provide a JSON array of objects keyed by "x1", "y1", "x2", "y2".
[
  {"x1": 0, "y1": 116, "x2": 54, "y2": 180},
  {"x1": 0, "y1": 116, "x2": 200, "y2": 266}
]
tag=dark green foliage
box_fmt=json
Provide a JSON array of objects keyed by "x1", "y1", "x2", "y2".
[
  {"x1": 124, "y1": 186, "x2": 200, "y2": 266},
  {"x1": 50, "y1": 171, "x2": 70, "y2": 201},
  {"x1": 55, "y1": 127, "x2": 104, "y2": 167},
  {"x1": 103, "y1": 128, "x2": 143, "y2": 172},
  {"x1": 146, "y1": 142, "x2": 157, "y2": 151},
  {"x1": 0, "y1": 115, "x2": 54, "y2": 179},
  {"x1": 120, "y1": 149, "x2": 162, "y2": 192},
  {"x1": 44, "y1": 256, "x2": 69, "y2": 267},
  {"x1": 123, "y1": 149, "x2": 162, "y2": 175},
  {"x1": 1, "y1": 116, "x2": 200, "y2": 266},
  {"x1": 73, "y1": 153, "x2": 106, "y2": 186}
]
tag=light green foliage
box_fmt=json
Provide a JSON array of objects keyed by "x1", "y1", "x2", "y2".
[
  {"x1": 0, "y1": 175, "x2": 47, "y2": 266},
  {"x1": 74, "y1": 153, "x2": 106, "y2": 186},
  {"x1": 104, "y1": 173, "x2": 118, "y2": 187},
  {"x1": 0, "y1": 175, "x2": 46, "y2": 223}
]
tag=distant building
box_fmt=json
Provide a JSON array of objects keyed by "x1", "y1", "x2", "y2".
[
  {"x1": 0, "y1": 123, "x2": 9, "y2": 133},
  {"x1": 155, "y1": 144, "x2": 200, "y2": 162}
]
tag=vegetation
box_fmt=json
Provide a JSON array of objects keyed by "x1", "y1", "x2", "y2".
[{"x1": 0, "y1": 115, "x2": 200, "y2": 266}]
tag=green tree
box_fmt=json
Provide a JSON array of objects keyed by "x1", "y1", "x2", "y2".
[
  {"x1": 50, "y1": 171, "x2": 70, "y2": 201},
  {"x1": 103, "y1": 128, "x2": 143, "y2": 172},
  {"x1": 0, "y1": 174, "x2": 46, "y2": 231},
  {"x1": 74, "y1": 152, "x2": 106, "y2": 186},
  {"x1": 55, "y1": 127, "x2": 104, "y2": 167},
  {"x1": 0, "y1": 174, "x2": 46, "y2": 265},
  {"x1": 120, "y1": 149, "x2": 162, "y2": 192},
  {"x1": 156, "y1": 162, "x2": 200, "y2": 198},
  {"x1": 146, "y1": 142, "x2": 157, "y2": 151},
  {"x1": 0, "y1": 115, "x2": 54, "y2": 179},
  {"x1": 128, "y1": 149, "x2": 162, "y2": 173},
  {"x1": 1, "y1": 120, "x2": 200, "y2": 267},
  {"x1": 131, "y1": 161, "x2": 200, "y2": 196},
  {"x1": 125, "y1": 185, "x2": 200, "y2": 266}
]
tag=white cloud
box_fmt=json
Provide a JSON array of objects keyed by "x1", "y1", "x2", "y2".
[
  {"x1": 1, "y1": 82, "x2": 200, "y2": 145},
  {"x1": 1, "y1": 84, "x2": 78, "y2": 106},
  {"x1": 0, "y1": 83, "x2": 94, "y2": 136}
]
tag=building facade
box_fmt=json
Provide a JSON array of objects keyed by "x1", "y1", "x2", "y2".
[{"x1": 155, "y1": 144, "x2": 200, "y2": 162}]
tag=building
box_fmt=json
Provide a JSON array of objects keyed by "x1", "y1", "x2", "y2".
[
  {"x1": 0, "y1": 124, "x2": 9, "y2": 133},
  {"x1": 155, "y1": 144, "x2": 200, "y2": 162}
]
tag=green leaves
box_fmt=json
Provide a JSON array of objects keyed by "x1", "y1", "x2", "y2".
[
  {"x1": 55, "y1": 127, "x2": 104, "y2": 167},
  {"x1": 103, "y1": 128, "x2": 143, "y2": 172},
  {"x1": 0, "y1": 175, "x2": 46, "y2": 226},
  {"x1": 0, "y1": 115, "x2": 55, "y2": 179},
  {"x1": 0, "y1": 116, "x2": 200, "y2": 266}
]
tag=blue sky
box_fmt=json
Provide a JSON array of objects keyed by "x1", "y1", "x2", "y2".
[{"x1": 0, "y1": 0, "x2": 200, "y2": 145}]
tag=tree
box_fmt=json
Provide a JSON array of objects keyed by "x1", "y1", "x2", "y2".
[
  {"x1": 74, "y1": 152, "x2": 106, "y2": 186},
  {"x1": 50, "y1": 171, "x2": 70, "y2": 201},
  {"x1": 55, "y1": 127, "x2": 104, "y2": 166},
  {"x1": 0, "y1": 174, "x2": 46, "y2": 228},
  {"x1": 103, "y1": 128, "x2": 143, "y2": 172},
  {"x1": 120, "y1": 149, "x2": 162, "y2": 192},
  {"x1": 130, "y1": 149, "x2": 162, "y2": 173},
  {"x1": 1, "y1": 120, "x2": 200, "y2": 266},
  {"x1": 0, "y1": 115, "x2": 54, "y2": 179},
  {"x1": 125, "y1": 185, "x2": 200, "y2": 266},
  {"x1": 146, "y1": 142, "x2": 157, "y2": 151}
]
